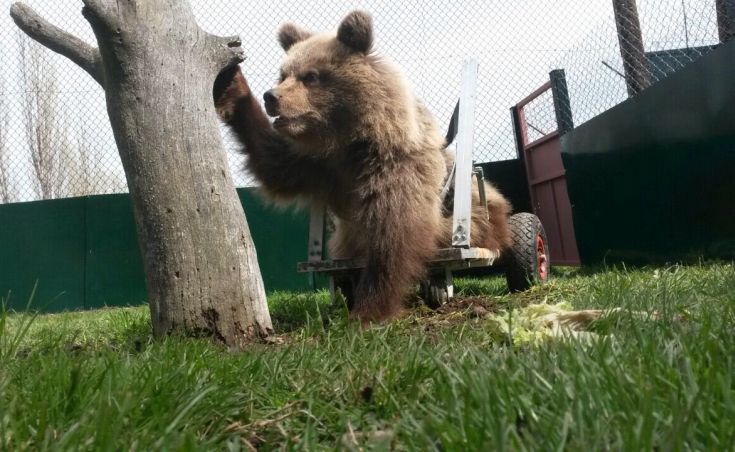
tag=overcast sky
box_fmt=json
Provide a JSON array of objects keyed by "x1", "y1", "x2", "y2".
[{"x1": 0, "y1": 0, "x2": 720, "y2": 200}]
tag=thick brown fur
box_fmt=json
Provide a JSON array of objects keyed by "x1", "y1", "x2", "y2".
[{"x1": 213, "y1": 11, "x2": 511, "y2": 325}]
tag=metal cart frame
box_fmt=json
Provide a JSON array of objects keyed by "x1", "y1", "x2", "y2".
[{"x1": 296, "y1": 59, "x2": 547, "y2": 306}]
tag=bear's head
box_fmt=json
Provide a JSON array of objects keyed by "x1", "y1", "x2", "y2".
[{"x1": 264, "y1": 11, "x2": 409, "y2": 151}]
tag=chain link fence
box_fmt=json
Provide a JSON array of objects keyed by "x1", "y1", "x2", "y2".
[{"x1": 0, "y1": 0, "x2": 726, "y2": 204}]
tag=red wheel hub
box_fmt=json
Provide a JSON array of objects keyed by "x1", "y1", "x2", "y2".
[{"x1": 536, "y1": 235, "x2": 548, "y2": 281}]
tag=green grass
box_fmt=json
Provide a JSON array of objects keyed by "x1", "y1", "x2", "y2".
[{"x1": 1, "y1": 263, "x2": 734, "y2": 450}]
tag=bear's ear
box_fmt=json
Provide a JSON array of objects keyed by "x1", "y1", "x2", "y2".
[
  {"x1": 278, "y1": 23, "x2": 312, "y2": 51},
  {"x1": 337, "y1": 10, "x2": 373, "y2": 54}
]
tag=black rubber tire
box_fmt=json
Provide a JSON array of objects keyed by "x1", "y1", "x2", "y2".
[
  {"x1": 331, "y1": 272, "x2": 358, "y2": 309},
  {"x1": 505, "y1": 213, "x2": 550, "y2": 292}
]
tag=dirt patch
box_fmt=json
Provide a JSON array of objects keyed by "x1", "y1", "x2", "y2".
[
  {"x1": 273, "y1": 294, "x2": 508, "y2": 343},
  {"x1": 400, "y1": 295, "x2": 505, "y2": 339},
  {"x1": 434, "y1": 296, "x2": 500, "y2": 316}
]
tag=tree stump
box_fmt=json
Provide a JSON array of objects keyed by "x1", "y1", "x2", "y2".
[{"x1": 11, "y1": 0, "x2": 272, "y2": 349}]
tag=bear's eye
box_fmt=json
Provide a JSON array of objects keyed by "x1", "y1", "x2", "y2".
[{"x1": 300, "y1": 71, "x2": 319, "y2": 85}]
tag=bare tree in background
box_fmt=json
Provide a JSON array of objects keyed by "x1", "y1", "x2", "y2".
[
  {"x1": 11, "y1": 33, "x2": 124, "y2": 201},
  {"x1": 0, "y1": 75, "x2": 14, "y2": 204},
  {"x1": 72, "y1": 125, "x2": 128, "y2": 196},
  {"x1": 67, "y1": 126, "x2": 94, "y2": 198},
  {"x1": 17, "y1": 31, "x2": 71, "y2": 200}
]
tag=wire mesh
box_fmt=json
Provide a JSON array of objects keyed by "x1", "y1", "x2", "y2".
[{"x1": 0, "y1": 0, "x2": 725, "y2": 203}]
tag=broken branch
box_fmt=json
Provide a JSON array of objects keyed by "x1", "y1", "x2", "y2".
[{"x1": 10, "y1": 2, "x2": 104, "y2": 86}]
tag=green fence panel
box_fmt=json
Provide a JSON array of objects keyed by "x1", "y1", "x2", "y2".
[
  {"x1": 561, "y1": 40, "x2": 735, "y2": 263},
  {"x1": 84, "y1": 194, "x2": 147, "y2": 310},
  {"x1": 0, "y1": 197, "x2": 86, "y2": 311},
  {"x1": 0, "y1": 187, "x2": 318, "y2": 313},
  {"x1": 237, "y1": 189, "x2": 316, "y2": 293}
]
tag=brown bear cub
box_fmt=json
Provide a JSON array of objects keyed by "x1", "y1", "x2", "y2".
[{"x1": 213, "y1": 10, "x2": 511, "y2": 324}]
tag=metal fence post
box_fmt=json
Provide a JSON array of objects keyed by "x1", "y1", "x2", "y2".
[
  {"x1": 612, "y1": 0, "x2": 650, "y2": 96},
  {"x1": 549, "y1": 69, "x2": 574, "y2": 134},
  {"x1": 510, "y1": 106, "x2": 525, "y2": 161},
  {"x1": 717, "y1": 0, "x2": 735, "y2": 43}
]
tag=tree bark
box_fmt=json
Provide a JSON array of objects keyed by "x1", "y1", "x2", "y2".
[
  {"x1": 612, "y1": 0, "x2": 650, "y2": 97},
  {"x1": 11, "y1": 0, "x2": 272, "y2": 348}
]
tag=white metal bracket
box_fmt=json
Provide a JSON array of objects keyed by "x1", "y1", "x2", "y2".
[{"x1": 452, "y1": 58, "x2": 479, "y2": 248}]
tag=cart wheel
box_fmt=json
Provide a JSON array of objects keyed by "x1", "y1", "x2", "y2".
[
  {"x1": 505, "y1": 213, "x2": 550, "y2": 292},
  {"x1": 420, "y1": 271, "x2": 453, "y2": 309}
]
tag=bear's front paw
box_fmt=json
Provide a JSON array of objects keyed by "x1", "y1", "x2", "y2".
[{"x1": 213, "y1": 65, "x2": 252, "y2": 121}]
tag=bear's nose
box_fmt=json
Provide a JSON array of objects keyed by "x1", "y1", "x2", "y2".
[
  {"x1": 263, "y1": 89, "x2": 279, "y2": 116},
  {"x1": 263, "y1": 89, "x2": 277, "y2": 104}
]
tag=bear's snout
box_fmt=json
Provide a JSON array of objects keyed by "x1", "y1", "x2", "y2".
[{"x1": 263, "y1": 89, "x2": 279, "y2": 116}]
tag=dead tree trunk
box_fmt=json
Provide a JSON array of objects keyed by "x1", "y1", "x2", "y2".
[
  {"x1": 11, "y1": 1, "x2": 272, "y2": 348},
  {"x1": 716, "y1": 0, "x2": 735, "y2": 43},
  {"x1": 612, "y1": 0, "x2": 650, "y2": 97}
]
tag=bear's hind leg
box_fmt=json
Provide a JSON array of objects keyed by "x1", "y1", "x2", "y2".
[{"x1": 470, "y1": 182, "x2": 512, "y2": 253}]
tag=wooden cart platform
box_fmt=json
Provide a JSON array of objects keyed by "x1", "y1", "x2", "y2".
[{"x1": 297, "y1": 247, "x2": 498, "y2": 274}]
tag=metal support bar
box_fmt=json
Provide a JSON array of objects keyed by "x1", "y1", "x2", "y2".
[
  {"x1": 451, "y1": 58, "x2": 479, "y2": 248},
  {"x1": 443, "y1": 267, "x2": 454, "y2": 299},
  {"x1": 515, "y1": 80, "x2": 552, "y2": 109},
  {"x1": 307, "y1": 204, "x2": 325, "y2": 262},
  {"x1": 474, "y1": 167, "x2": 489, "y2": 220}
]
